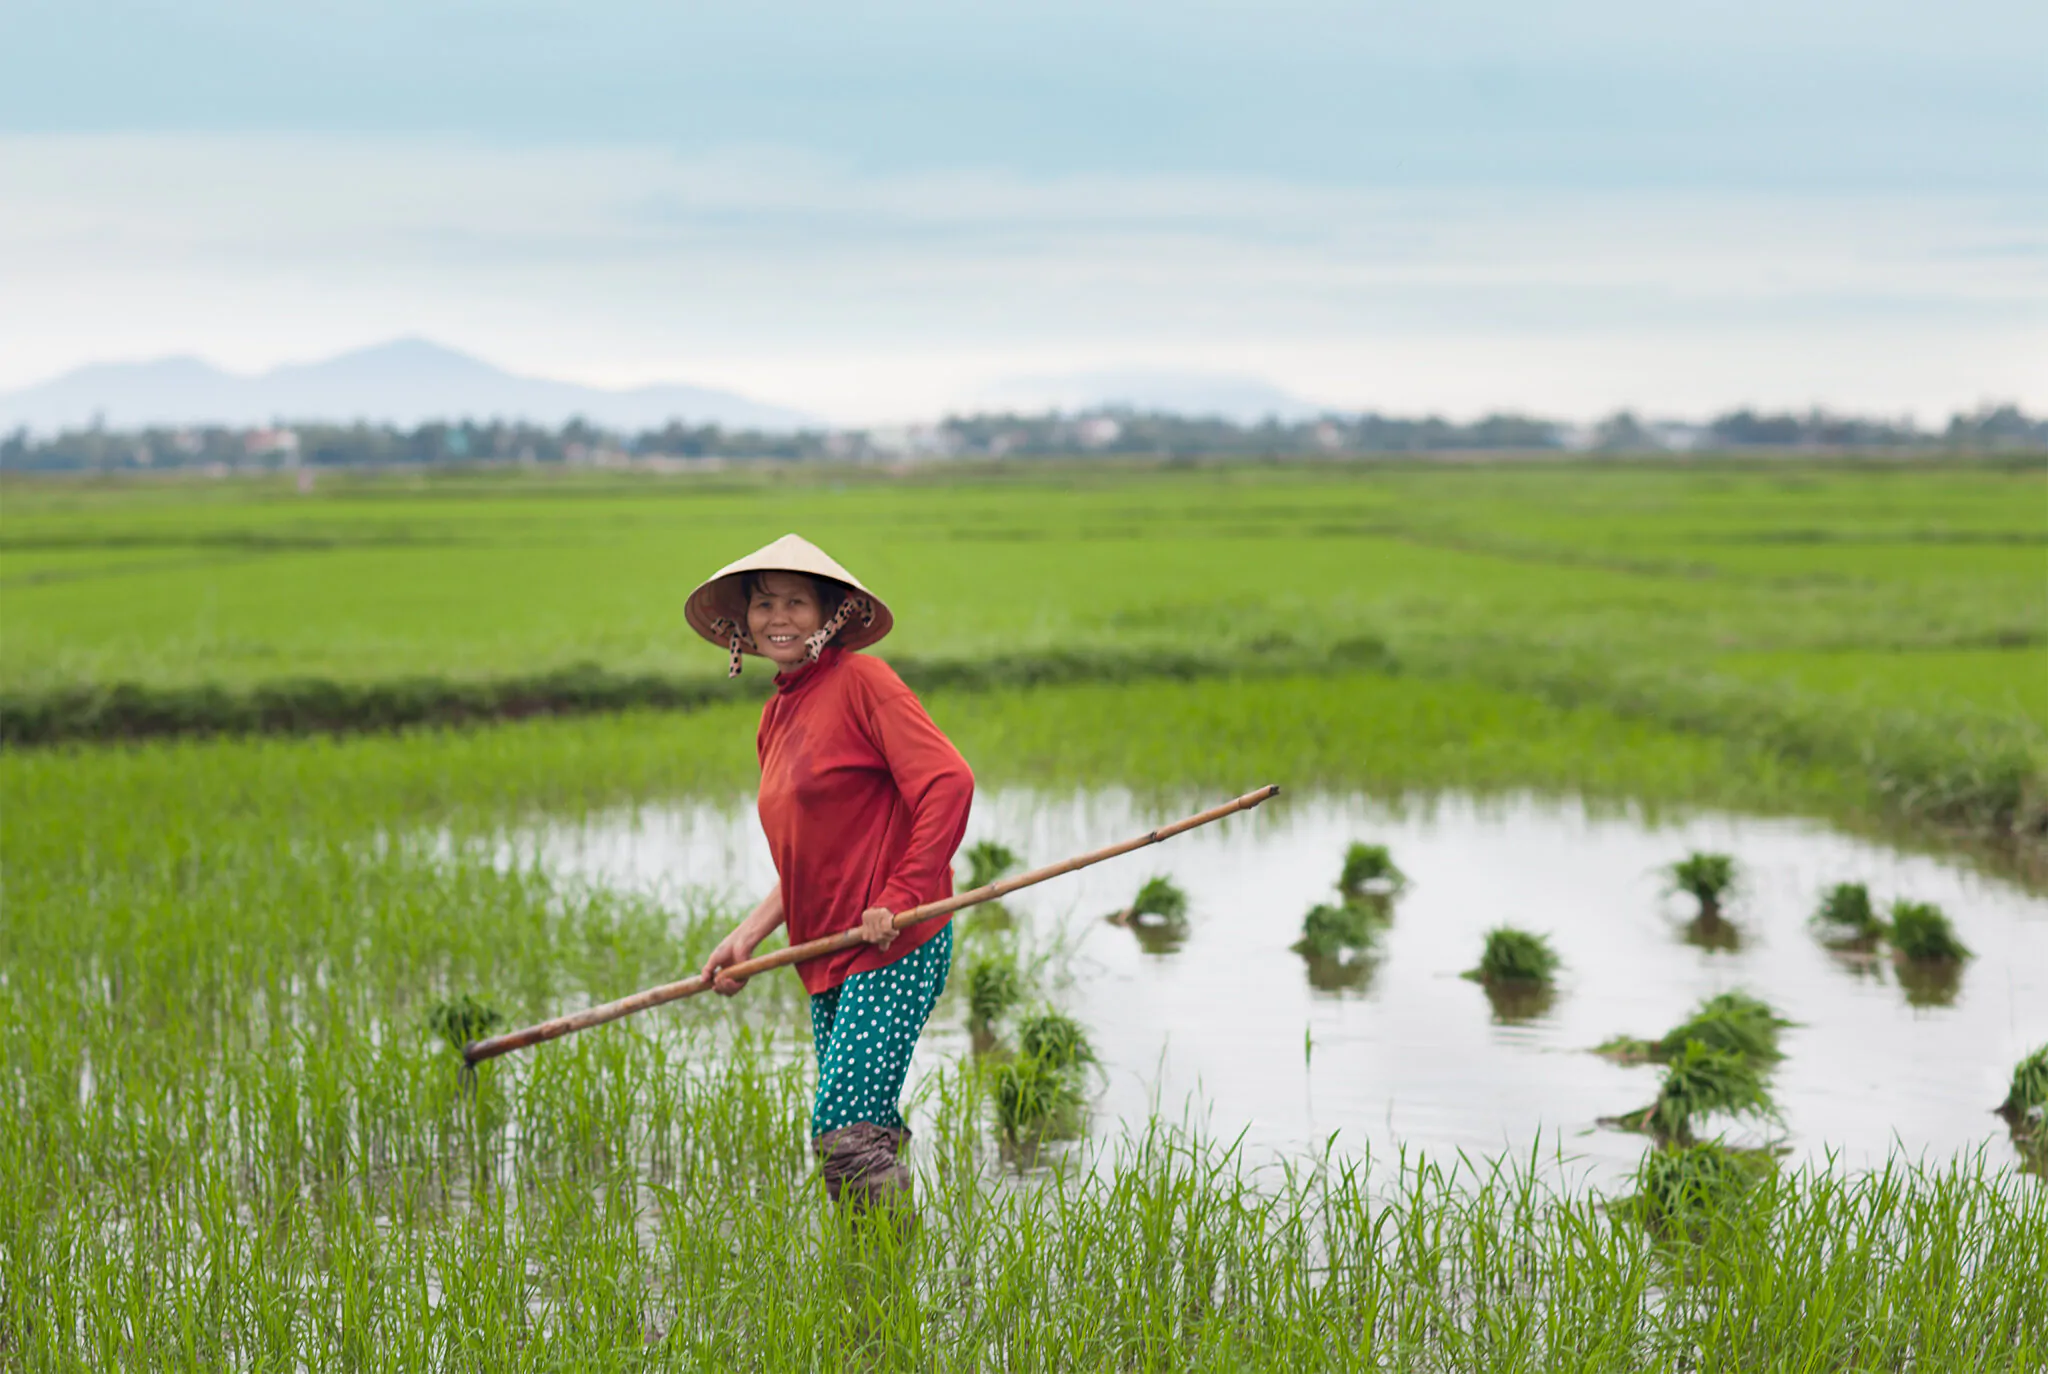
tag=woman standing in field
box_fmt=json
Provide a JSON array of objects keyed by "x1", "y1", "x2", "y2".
[{"x1": 691, "y1": 534, "x2": 973, "y2": 1215}]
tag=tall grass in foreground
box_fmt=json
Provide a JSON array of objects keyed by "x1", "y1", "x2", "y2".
[{"x1": 7, "y1": 1024, "x2": 2043, "y2": 1368}]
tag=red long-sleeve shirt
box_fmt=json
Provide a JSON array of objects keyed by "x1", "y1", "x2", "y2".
[{"x1": 756, "y1": 647, "x2": 975, "y2": 995}]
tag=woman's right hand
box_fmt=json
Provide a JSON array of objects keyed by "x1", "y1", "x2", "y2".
[{"x1": 700, "y1": 927, "x2": 758, "y2": 997}]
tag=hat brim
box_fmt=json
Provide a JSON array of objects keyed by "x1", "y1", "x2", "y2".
[{"x1": 684, "y1": 534, "x2": 894, "y2": 656}]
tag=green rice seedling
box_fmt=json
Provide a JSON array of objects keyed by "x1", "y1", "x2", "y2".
[
  {"x1": 1338, "y1": 842, "x2": 1406, "y2": 899},
  {"x1": 1128, "y1": 875, "x2": 1187, "y2": 924},
  {"x1": 1887, "y1": 899, "x2": 1971, "y2": 962},
  {"x1": 1292, "y1": 900, "x2": 1383, "y2": 958},
  {"x1": 965, "y1": 951, "x2": 1023, "y2": 1037},
  {"x1": 962, "y1": 839, "x2": 1023, "y2": 891},
  {"x1": 962, "y1": 839, "x2": 1025, "y2": 930},
  {"x1": 1658, "y1": 991, "x2": 1794, "y2": 1065},
  {"x1": 1624, "y1": 1141, "x2": 1776, "y2": 1233},
  {"x1": 989, "y1": 1051, "x2": 1084, "y2": 1146},
  {"x1": 1599, "y1": 991, "x2": 1793, "y2": 1065},
  {"x1": 1669, "y1": 851, "x2": 1737, "y2": 919},
  {"x1": 1637, "y1": 1042, "x2": 1780, "y2": 1145},
  {"x1": 1465, "y1": 926, "x2": 1561, "y2": 986},
  {"x1": 1016, "y1": 1010, "x2": 1096, "y2": 1074},
  {"x1": 1812, "y1": 881, "x2": 1883, "y2": 940},
  {"x1": 1110, "y1": 876, "x2": 1190, "y2": 951},
  {"x1": 1996, "y1": 1045, "x2": 2047, "y2": 1129},
  {"x1": 425, "y1": 994, "x2": 504, "y2": 1054}
]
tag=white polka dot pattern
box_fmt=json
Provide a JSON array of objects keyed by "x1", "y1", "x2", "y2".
[{"x1": 809, "y1": 925, "x2": 953, "y2": 1135}]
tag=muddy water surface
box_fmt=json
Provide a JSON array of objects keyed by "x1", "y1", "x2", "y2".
[{"x1": 508, "y1": 789, "x2": 2047, "y2": 1183}]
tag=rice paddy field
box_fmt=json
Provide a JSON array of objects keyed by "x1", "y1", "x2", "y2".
[{"x1": 4, "y1": 456, "x2": 2047, "y2": 1368}]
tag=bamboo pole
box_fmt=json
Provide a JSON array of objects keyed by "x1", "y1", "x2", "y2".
[{"x1": 464, "y1": 783, "x2": 1279, "y2": 1064}]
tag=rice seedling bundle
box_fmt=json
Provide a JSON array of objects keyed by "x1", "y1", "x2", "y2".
[
  {"x1": 1812, "y1": 881, "x2": 1882, "y2": 938},
  {"x1": 1669, "y1": 852, "x2": 1737, "y2": 917},
  {"x1": 1016, "y1": 1011, "x2": 1096, "y2": 1074},
  {"x1": 1337, "y1": 842, "x2": 1406, "y2": 898},
  {"x1": 989, "y1": 1052, "x2": 1085, "y2": 1144},
  {"x1": 425, "y1": 994, "x2": 506, "y2": 1054},
  {"x1": 1293, "y1": 901, "x2": 1382, "y2": 957},
  {"x1": 1999, "y1": 1044, "x2": 2047, "y2": 1127},
  {"x1": 1655, "y1": 991, "x2": 1794, "y2": 1065},
  {"x1": 1647, "y1": 1042, "x2": 1780, "y2": 1144},
  {"x1": 1293, "y1": 842, "x2": 1403, "y2": 958},
  {"x1": 1127, "y1": 875, "x2": 1187, "y2": 924},
  {"x1": 1887, "y1": 899, "x2": 1972, "y2": 962},
  {"x1": 965, "y1": 952, "x2": 1024, "y2": 1033},
  {"x1": 1467, "y1": 926, "x2": 1562, "y2": 986},
  {"x1": 963, "y1": 839, "x2": 1022, "y2": 890}
]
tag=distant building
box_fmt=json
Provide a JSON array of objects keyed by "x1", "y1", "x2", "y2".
[
  {"x1": 243, "y1": 427, "x2": 300, "y2": 461},
  {"x1": 1076, "y1": 416, "x2": 1122, "y2": 448}
]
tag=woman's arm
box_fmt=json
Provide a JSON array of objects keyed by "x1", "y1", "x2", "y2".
[
  {"x1": 860, "y1": 670, "x2": 975, "y2": 924},
  {"x1": 700, "y1": 886, "x2": 785, "y2": 996}
]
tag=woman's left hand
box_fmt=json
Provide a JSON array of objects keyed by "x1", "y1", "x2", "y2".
[{"x1": 859, "y1": 906, "x2": 899, "y2": 948}]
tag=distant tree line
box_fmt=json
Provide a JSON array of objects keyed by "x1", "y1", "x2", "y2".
[{"x1": 3, "y1": 403, "x2": 2041, "y2": 473}]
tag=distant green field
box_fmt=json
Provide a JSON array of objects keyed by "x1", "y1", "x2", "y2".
[
  {"x1": 2, "y1": 460, "x2": 2040, "y2": 685},
  {"x1": 1713, "y1": 647, "x2": 2046, "y2": 727}
]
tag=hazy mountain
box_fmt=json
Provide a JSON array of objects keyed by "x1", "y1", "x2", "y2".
[
  {"x1": 0, "y1": 338, "x2": 817, "y2": 432},
  {"x1": 982, "y1": 368, "x2": 1326, "y2": 424}
]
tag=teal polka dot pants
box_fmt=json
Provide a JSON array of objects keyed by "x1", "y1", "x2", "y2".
[{"x1": 809, "y1": 924, "x2": 953, "y2": 1135}]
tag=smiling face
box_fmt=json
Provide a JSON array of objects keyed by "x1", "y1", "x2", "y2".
[{"x1": 745, "y1": 571, "x2": 828, "y2": 667}]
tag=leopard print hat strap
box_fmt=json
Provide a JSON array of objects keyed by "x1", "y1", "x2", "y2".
[
  {"x1": 804, "y1": 593, "x2": 876, "y2": 663},
  {"x1": 707, "y1": 616, "x2": 751, "y2": 679}
]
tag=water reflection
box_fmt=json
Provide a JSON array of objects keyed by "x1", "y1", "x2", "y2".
[
  {"x1": 1681, "y1": 913, "x2": 1745, "y2": 953},
  {"x1": 1895, "y1": 958, "x2": 1966, "y2": 1009},
  {"x1": 1106, "y1": 909, "x2": 1190, "y2": 956},
  {"x1": 1819, "y1": 935, "x2": 1886, "y2": 981},
  {"x1": 1301, "y1": 950, "x2": 1377, "y2": 996},
  {"x1": 499, "y1": 787, "x2": 2048, "y2": 1182},
  {"x1": 1478, "y1": 980, "x2": 1558, "y2": 1024}
]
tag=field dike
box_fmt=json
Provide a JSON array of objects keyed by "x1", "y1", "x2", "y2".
[
  {"x1": 0, "y1": 642, "x2": 1392, "y2": 744},
  {"x1": 4, "y1": 634, "x2": 2040, "y2": 868}
]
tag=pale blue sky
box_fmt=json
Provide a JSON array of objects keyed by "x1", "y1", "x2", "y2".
[{"x1": 3, "y1": 1, "x2": 2043, "y2": 420}]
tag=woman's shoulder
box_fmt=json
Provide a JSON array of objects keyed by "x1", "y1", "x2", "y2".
[{"x1": 839, "y1": 650, "x2": 912, "y2": 696}]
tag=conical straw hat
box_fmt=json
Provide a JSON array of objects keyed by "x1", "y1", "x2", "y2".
[{"x1": 685, "y1": 533, "x2": 893, "y2": 656}]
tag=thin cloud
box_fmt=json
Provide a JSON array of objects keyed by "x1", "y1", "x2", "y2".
[{"x1": 3, "y1": 133, "x2": 2042, "y2": 422}]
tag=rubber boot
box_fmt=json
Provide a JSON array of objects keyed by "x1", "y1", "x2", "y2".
[{"x1": 812, "y1": 1121, "x2": 915, "y2": 1230}]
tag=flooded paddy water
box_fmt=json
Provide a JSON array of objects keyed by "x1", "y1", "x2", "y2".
[{"x1": 500, "y1": 788, "x2": 2047, "y2": 1186}]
